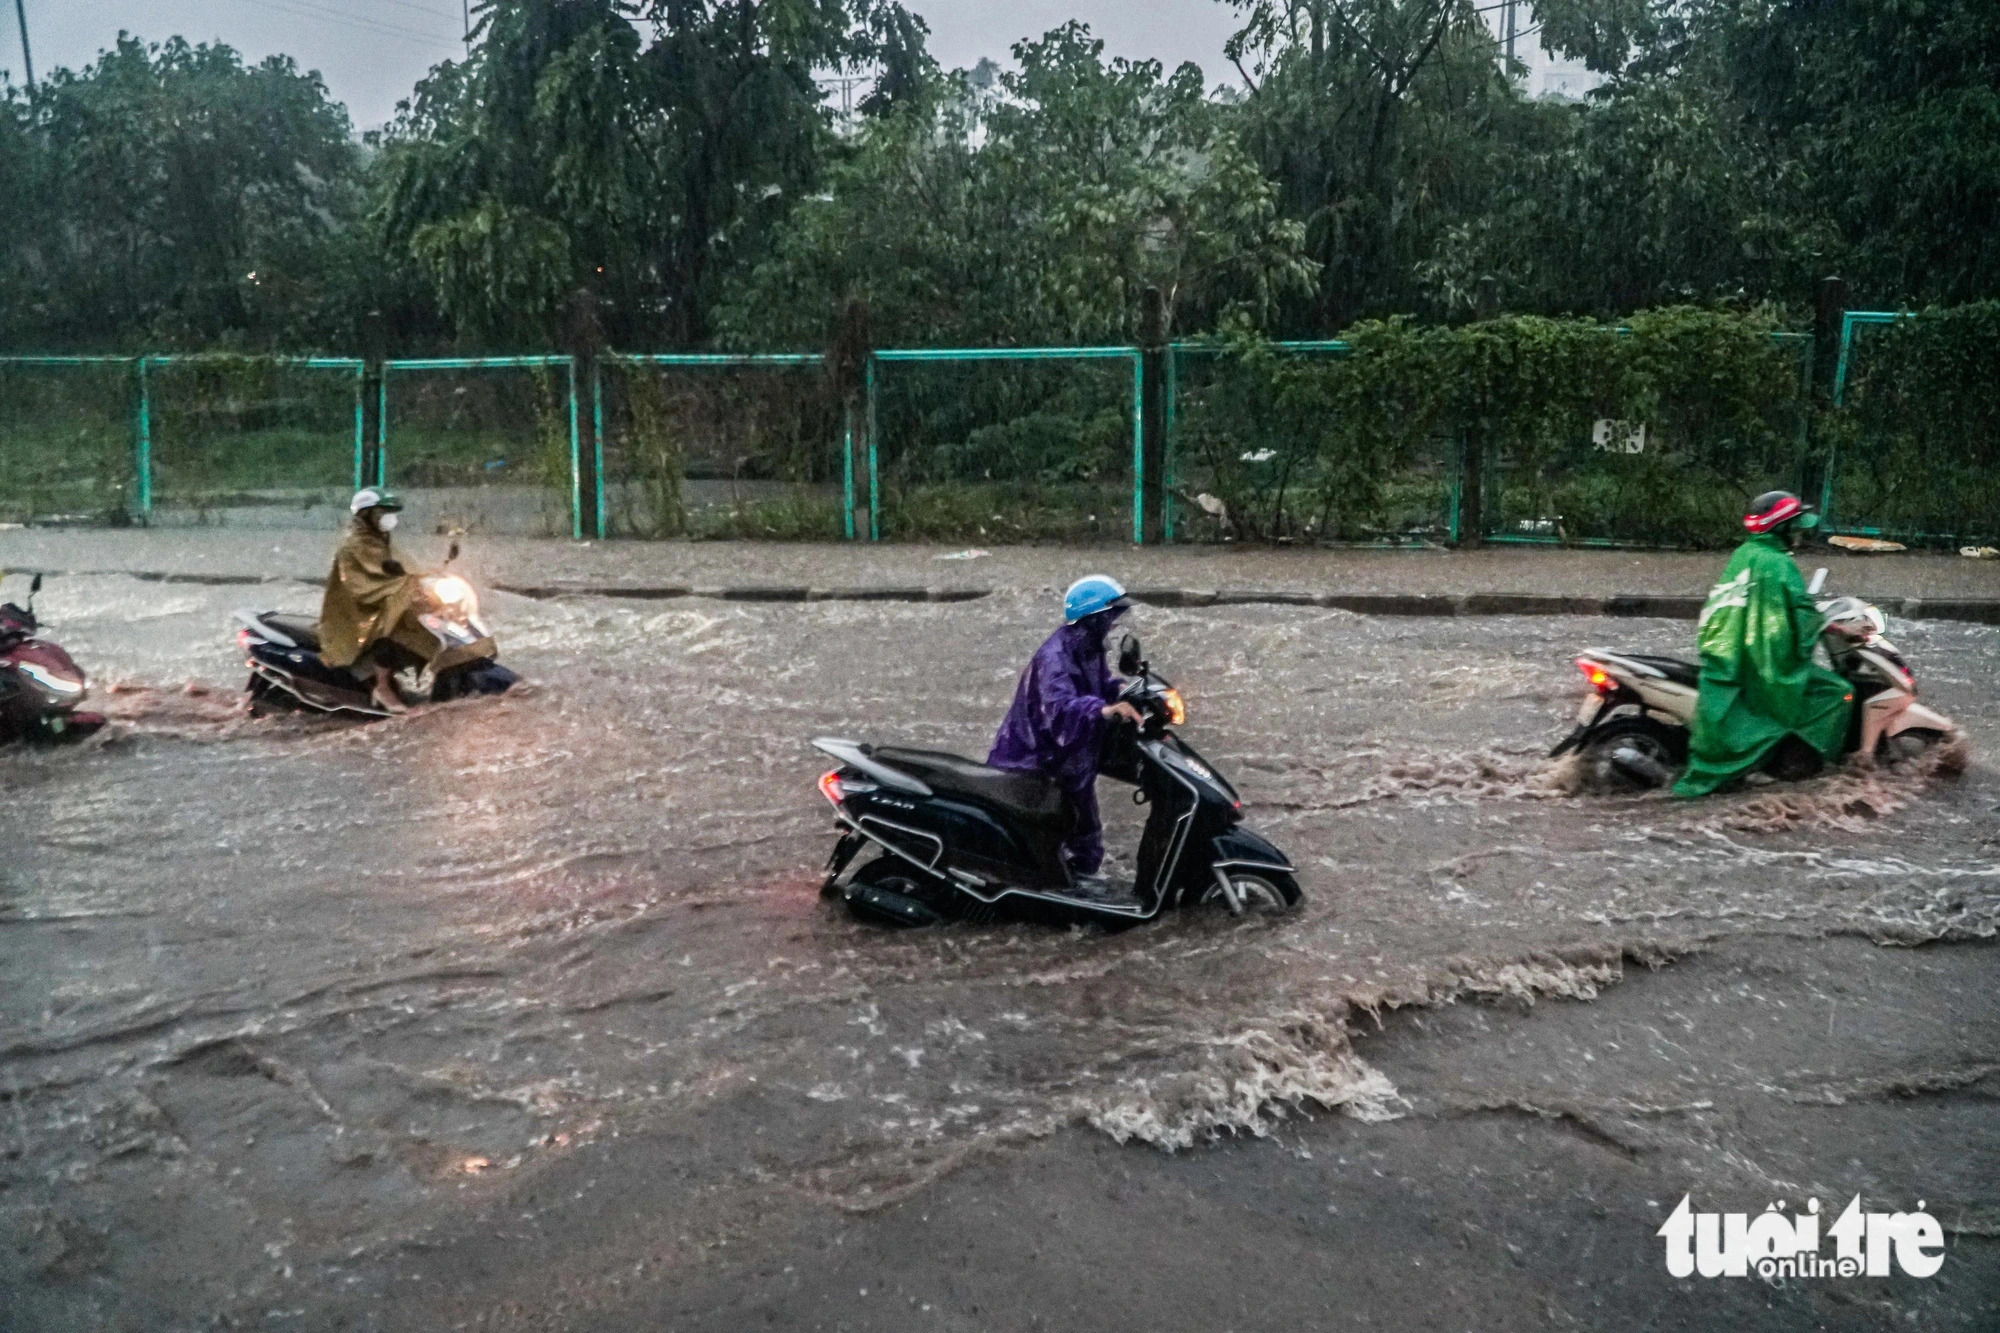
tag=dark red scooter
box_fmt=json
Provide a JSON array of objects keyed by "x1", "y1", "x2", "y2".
[{"x1": 0, "y1": 573, "x2": 106, "y2": 743}]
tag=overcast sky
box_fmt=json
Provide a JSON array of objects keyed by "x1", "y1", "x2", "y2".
[{"x1": 7, "y1": 0, "x2": 1248, "y2": 131}]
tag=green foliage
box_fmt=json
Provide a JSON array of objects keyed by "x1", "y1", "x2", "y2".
[
  {"x1": 381, "y1": 0, "x2": 926, "y2": 347},
  {"x1": 715, "y1": 23, "x2": 1315, "y2": 347},
  {"x1": 1830, "y1": 302, "x2": 2000, "y2": 541},
  {"x1": 1175, "y1": 306, "x2": 1807, "y2": 546},
  {"x1": 948, "y1": 411, "x2": 1129, "y2": 487},
  {"x1": 0, "y1": 37, "x2": 361, "y2": 351},
  {"x1": 1225, "y1": 0, "x2": 1520, "y2": 326}
]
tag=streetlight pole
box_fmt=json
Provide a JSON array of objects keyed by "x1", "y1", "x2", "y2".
[{"x1": 13, "y1": 0, "x2": 34, "y2": 91}]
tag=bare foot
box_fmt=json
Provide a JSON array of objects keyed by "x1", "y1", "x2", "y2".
[{"x1": 371, "y1": 685, "x2": 408, "y2": 715}]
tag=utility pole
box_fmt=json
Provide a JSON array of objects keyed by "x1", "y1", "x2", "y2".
[
  {"x1": 461, "y1": 0, "x2": 469, "y2": 51},
  {"x1": 13, "y1": 0, "x2": 33, "y2": 91},
  {"x1": 1504, "y1": 0, "x2": 1518, "y2": 69}
]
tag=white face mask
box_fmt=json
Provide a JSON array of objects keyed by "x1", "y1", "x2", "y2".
[{"x1": 379, "y1": 512, "x2": 399, "y2": 532}]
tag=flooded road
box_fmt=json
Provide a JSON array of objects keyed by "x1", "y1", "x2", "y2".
[{"x1": 3, "y1": 571, "x2": 1996, "y2": 1328}]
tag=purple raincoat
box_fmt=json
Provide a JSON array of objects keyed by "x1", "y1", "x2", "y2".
[{"x1": 986, "y1": 616, "x2": 1125, "y2": 875}]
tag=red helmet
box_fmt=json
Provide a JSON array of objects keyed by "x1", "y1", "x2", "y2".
[{"x1": 1744, "y1": 490, "x2": 1818, "y2": 534}]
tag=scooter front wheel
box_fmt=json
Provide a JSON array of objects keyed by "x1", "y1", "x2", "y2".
[
  {"x1": 245, "y1": 673, "x2": 294, "y2": 718},
  {"x1": 1879, "y1": 727, "x2": 1947, "y2": 764},
  {"x1": 1193, "y1": 871, "x2": 1301, "y2": 915}
]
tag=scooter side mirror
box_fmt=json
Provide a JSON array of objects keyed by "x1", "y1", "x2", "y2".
[
  {"x1": 446, "y1": 541, "x2": 460, "y2": 565},
  {"x1": 30, "y1": 573, "x2": 42, "y2": 595},
  {"x1": 1117, "y1": 634, "x2": 1142, "y2": 677},
  {"x1": 1808, "y1": 567, "x2": 1827, "y2": 596}
]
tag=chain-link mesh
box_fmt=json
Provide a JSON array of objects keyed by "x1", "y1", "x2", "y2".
[
  {"x1": 599, "y1": 358, "x2": 843, "y2": 540},
  {"x1": 381, "y1": 361, "x2": 574, "y2": 538},
  {"x1": 870, "y1": 354, "x2": 1137, "y2": 543},
  {"x1": 145, "y1": 358, "x2": 360, "y2": 528},
  {"x1": 0, "y1": 359, "x2": 138, "y2": 525},
  {"x1": 1166, "y1": 347, "x2": 1450, "y2": 545},
  {"x1": 1828, "y1": 318, "x2": 2000, "y2": 543},
  {"x1": 1481, "y1": 338, "x2": 1813, "y2": 548}
]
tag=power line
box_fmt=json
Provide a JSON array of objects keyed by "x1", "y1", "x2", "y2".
[
  {"x1": 247, "y1": 0, "x2": 459, "y2": 45},
  {"x1": 363, "y1": 0, "x2": 464, "y2": 22}
]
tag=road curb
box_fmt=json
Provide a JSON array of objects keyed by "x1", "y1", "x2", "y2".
[{"x1": 32, "y1": 571, "x2": 2000, "y2": 625}]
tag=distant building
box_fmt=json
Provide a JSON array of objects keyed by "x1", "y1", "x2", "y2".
[{"x1": 1484, "y1": 0, "x2": 1600, "y2": 101}]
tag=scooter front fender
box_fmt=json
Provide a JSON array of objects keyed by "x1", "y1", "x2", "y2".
[
  {"x1": 1206, "y1": 825, "x2": 1294, "y2": 874},
  {"x1": 1885, "y1": 701, "x2": 1956, "y2": 740}
]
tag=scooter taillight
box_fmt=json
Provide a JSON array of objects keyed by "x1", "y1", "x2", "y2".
[
  {"x1": 1576, "y1": 658, "x2": 1613, "y2": 693},
  {"x1": 819, "y1": 770, "x2": 845, "y2": 806},
  {"x1": 236, "y1": 629, "x2": 254, "y2": 651}
]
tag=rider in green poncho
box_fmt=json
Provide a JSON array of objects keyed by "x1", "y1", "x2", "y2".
[{"x1": 1672, "y1": 491, "x2": 1853, "y2": 798}]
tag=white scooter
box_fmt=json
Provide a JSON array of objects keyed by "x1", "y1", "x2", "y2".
[{"x1": 1551, "y1": 569, "x2": 1960, "y2": 791}]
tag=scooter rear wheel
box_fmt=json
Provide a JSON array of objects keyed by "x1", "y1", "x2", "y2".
[
  {"x1": 842, "y1": 857, "x2": 956, "y2": 928},
  {"x1": 1577, "y1": 717, "x2": 1685, "y2": 793}
]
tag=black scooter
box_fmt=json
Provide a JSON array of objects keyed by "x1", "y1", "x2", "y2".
[
  {"x1": 231, "y1": 543, "x2": 516, "y2": 718},
  {"x1": 813, "y1": 634, "x2": 1301, "y2": 929}
]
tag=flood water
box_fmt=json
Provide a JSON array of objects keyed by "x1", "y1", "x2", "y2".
[{"x1": 3, "y1": 572, "x2": 1995, "y2": 1324}]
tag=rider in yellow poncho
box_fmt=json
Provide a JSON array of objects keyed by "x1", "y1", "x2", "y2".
[
  {"x1": 320, "y1": 489, "x2": 434, "y2": 714},
  {"x1": 1672, "y1": 491, "x2": 1853, "y2": 797}
]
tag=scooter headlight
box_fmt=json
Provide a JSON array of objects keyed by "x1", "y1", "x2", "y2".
[
  {"x1": 1162, "y1": 687, "x2": 1187, "y2": 726},
  {"x1": 431, "y1": 576, "x2": 476, "y2": 613},
  {"x1": 18, "y1": 661, "x2": 84, "y2": 695}
]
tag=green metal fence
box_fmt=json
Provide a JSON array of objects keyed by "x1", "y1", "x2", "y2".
[
  {"x1": 865, "y1": 346, "x2": 1144, "y2": 543},
  {"x1": 0, "y1": 357, "x2": 141, "y2": 523},
  {"x1": 1826, "y1": 311, "x2": 1999, "y2": 544},
  {"x1": 379, "y1": 356, "x2": 578, "y2": 538},
  {"x1": 145, "y1": 356, "x2": 364, "y2": 524},
  {"x1": 1163, "y1": 340, "x2": 1442, "y2": 545},
  {"x1": 4, "y1": 320, "x2": 1983, "y2": 544},
  {"x1": 1480, "y1": 331, "x2": 1815, "y2": 549},
  {"x1": 599, "y1": 353, "x2": 839, "y2": 540}
]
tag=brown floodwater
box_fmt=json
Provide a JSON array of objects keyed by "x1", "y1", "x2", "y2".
[{"x1": 2, "y1": 571, "x2": 1995, "y2": 1326}]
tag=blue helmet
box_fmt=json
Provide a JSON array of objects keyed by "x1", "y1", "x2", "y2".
[{"x1": 1063, "y1": 575, "x2": 1130, "y2": 624}]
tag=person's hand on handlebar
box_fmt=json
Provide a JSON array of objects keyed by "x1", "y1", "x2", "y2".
[{"x1": 1101, "y1": 701, "x2": 1145, "y2": 726}]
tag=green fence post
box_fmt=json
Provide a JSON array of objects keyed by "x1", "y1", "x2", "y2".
[
  {"x1": 132, "y1": 356, "x2": 152, "y2": 521},
  {"x1": 1446, "y1": 436, "x2": 1462, "y2": 545},
  {"x1": 1162, "y1": 345, "x2": 1177, "y2": 543},
  {"x1": 375, "y1": 375, "x2": 388, "y2": 487},
  {"x1": 1825, "y1": 310, "x2": 1872, "y2": 529},
  {"x1": 842, "y1": 402, "x2": 856, "y2": 541},
  {"x1": 567, "y1": 358, "x2": 582, "y2": 541},
  {"x1": 352, "y1": 363, "x2": 365, "y2": 491},
  {"x1": 866, "y1": 354, "x2": 879, "y2": 542},
  {"x1": 1131, "y1": 350, "x2": 1145, "y2": 545},
  {"x1": 592, "y1": 361, "x2": 606, "y2": 540}
]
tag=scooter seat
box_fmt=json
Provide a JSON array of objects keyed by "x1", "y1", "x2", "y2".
[
  {"x1": 1617, "y1": 654, "x2": 1699, "y2": 687},
  {"x1": 258, "y1": 612, "x2": 323, "y2": 652},
  {"x1": 873, "y1": 747, "x2": 1067, "y2": 822}
]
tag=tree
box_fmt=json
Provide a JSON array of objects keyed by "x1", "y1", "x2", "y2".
[
  {"x1": 716, "y1": 23, "x2": 1315, "y2": 348},
  {"x1": 0, "y1": 36, "x2": 361, "y2": 350},
  {"x1": 381, "y1": 0, "x2": 928, "y2": 347},
  {"x1": 1224, "y1": 0, "x2": 1516, "y2": 328}
]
